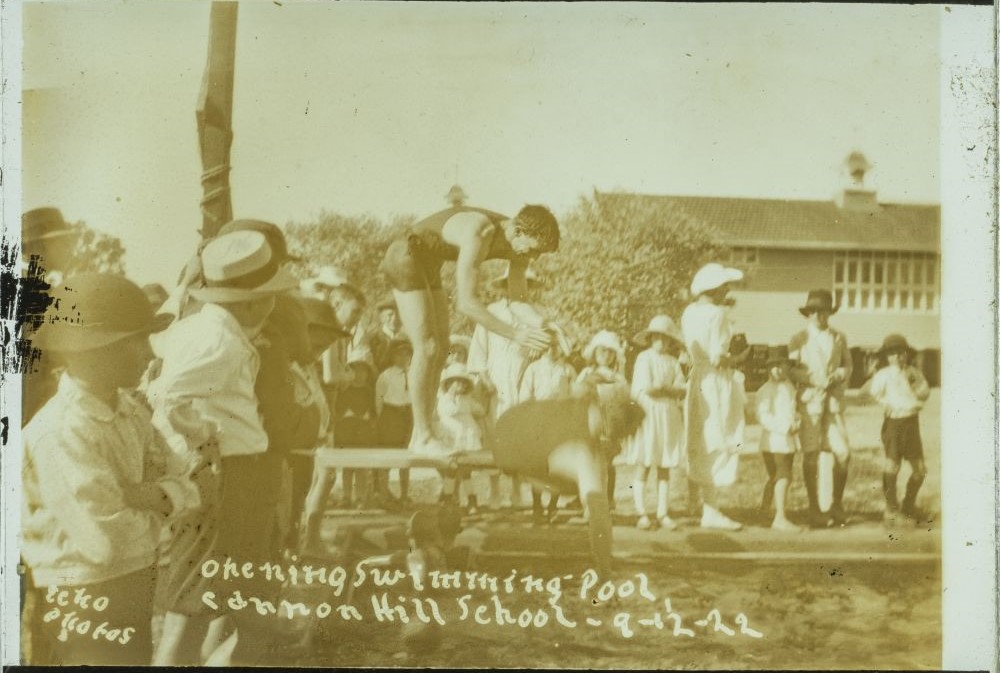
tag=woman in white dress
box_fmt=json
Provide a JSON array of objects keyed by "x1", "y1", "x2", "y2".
[
  {"x1": 628, "y1": 315, "x2": 687, "y2": 530},
  {"x1": 680, "y1": 263, "x2": 749, "y2": 531}
]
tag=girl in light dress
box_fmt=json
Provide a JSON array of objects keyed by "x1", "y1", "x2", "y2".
[
  {"x1": 575, "y1": 330, "x2": 630, "y2": 513},
  {"x1": 628, "y1": 315, "x2": 687, "y2": 531}
]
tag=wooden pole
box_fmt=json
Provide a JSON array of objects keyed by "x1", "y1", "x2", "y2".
[{"x1": 196, "y1": 2, "x2": 238, "y2": 241}]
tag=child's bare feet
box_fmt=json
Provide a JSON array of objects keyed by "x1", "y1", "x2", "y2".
[{"x1": 771, "y1": 517, "x2": 802, "y2": 532}]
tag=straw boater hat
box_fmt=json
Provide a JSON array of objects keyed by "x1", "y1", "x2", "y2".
[
  {"x1": 218, "y1": 218, "x2": 301, "y2": 264},
  {"x1": 583, "y1": 330, "x2": 625, "y2": 362},
  {"x1": 34, "y1": 273, "x2": 173, "y2": 353},
  {"x1": 634, "y1": 315, "x2": 683, "y2": 348},
  {"x1": 440, "y1": 362, "x2": 475, "y2": 388},
  {"x1": 22, "y1": 207, "x2": 77, "y2": 245},
  {"x1": 878, "y1": 333, "x2": 917, "y2": 357},
  {"x1": 690, "y1": 263, "x2": 744, "y2": 297},
  {"x1": 188, "y1": 230, "x2": 298, "y2": 303},
  {"x1": 490, "y1": 262, "x2": 544, "y2": 290},
  {"x1": 798, "y1": 289, "x2": 839, "y2": 317}
]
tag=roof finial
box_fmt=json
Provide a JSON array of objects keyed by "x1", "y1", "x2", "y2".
[{"x1": 845, "y1": 151, "x2": 872, "y2": 187}]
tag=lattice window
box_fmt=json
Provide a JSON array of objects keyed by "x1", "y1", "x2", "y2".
[{"x1": 832, "y1": 250, "x2": 939, "y2": 313}]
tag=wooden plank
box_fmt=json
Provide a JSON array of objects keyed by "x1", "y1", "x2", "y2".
[{"x1": 295, "y1": 447, "x2": 498, "y2": 470}]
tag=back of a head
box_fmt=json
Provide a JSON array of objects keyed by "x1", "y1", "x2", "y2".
[{"x1": 515, "y1": 205, "x2": 560, "y2": 253}]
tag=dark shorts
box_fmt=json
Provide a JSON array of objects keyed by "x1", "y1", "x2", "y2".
[
  {"x1": 380, "y1": 235, "x2": 445, "y2": 292},
  {"x1": 762, "y1": 452, "x2": 794, "y2": 481},
  {"x1": 881, "y1": 415, "x2": 923, "y2": 463},
  {"x1": 378, "y1": 404, "x2": 414, "y2": 448}
]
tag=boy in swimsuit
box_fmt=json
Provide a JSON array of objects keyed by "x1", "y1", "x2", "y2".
[{"x1": 379, "y1": 205, "x2": 560, "y2": 455}]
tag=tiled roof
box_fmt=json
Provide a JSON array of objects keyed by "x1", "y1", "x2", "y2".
[{"x1": 594, "y1": 191, "x2": 940, "y2": 252}]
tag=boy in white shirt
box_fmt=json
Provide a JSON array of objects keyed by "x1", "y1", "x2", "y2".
[{"x1": 862, "y1": 334, "x2": 931, "y2": 524}]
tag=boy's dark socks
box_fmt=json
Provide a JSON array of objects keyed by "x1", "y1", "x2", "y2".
[{"x1": 882, "y1": 472, "x2": 899, "y2": 509}]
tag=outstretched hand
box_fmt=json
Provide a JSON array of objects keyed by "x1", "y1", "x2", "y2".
[{"x1": 514, "y1": 327, "x2": 551, "y2": 352}]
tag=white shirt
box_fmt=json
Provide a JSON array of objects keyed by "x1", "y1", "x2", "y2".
[
  {"x1": 519, "y1": 356, "x2": 577, "y2": 402},
  {"x1": 23, "y1": 375, "x2": 195, "y2": 586},
  {"x1": 147, "y1": 303, "x2": 267, "y2": 458},
  {"x1": 375, "y1": 365, "x2": 410, "y2": 412},
  {"x1": 680, "y1": 302, "x2": 732, "y2": 369},
  {"x1": 864, "y1": 364, "x2": 930, "y2": 418},
  {"x1": 756, "y1": 379, "x2": 799, "y2": 454}
]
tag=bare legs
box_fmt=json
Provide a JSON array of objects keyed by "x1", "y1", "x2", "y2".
[{"x1": 392, "y1": 288, "x2": 449, "y2": 451}]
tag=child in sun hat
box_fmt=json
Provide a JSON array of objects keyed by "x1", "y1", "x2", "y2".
[
  {"x1": 862, "y1": 334, "x2": 931, "y2": 525},
  {"x1": 576, "y1": 329, "x2": 630, "y2": 513},
  {"x1": 23, "y1": 273, "x2": 196, "y2": 666},
  {"x1": 680, "y1": 262, "x2": 747, "y2": 531},
  {"x1": 756, "y1": 346, "x2": 802, "y2": 531},
  {"x1": 627, "y1": 316, "x2": 687, "y2": 531},
  {"x1": 437, "y1": 363, "x2": 488, "y2": 453}
]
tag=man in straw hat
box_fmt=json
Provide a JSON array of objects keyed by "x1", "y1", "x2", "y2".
[
  {"x1": 680, "y1": 262, "x2": 748, "y2": 531},
  {"x1": 378, "y1": 202, "x2": 560, "y2": 455},
  {"x1": 22, "y1": 273, "x2": 196, "y2": 665},
  {"x1": 144, "y1": 230, "x2": 298, "y2": 665},
  {"x1": 862, "y1": 334, "x2": 931, "y2": 526},
  {"x1": 788, "y1": 288, "x2": 853, "y2": 528}
]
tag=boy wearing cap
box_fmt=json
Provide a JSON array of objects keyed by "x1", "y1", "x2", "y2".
[
  {"x1": 379, "y1": 204, "x2": 559, "y2": 455},
  {"x1": 863, "y1": 334, "x2": 931, "y2": 524},
  {"x1": 756, "y1": 347, "x2": 802, "y2": 531},
  {"x1": 22, "y1": 273, "x2": 195, "y2": 665},
  {"x1": 368, "y1": 296, "x2": 403, "y2": 372},
  {"x1": 788, "y1": 289, "x2": 853, "y2": 528}
]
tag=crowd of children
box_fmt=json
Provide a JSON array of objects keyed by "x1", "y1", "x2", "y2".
[{"x1": 17, "y1": 204, "x2": 936, "y2": 666}]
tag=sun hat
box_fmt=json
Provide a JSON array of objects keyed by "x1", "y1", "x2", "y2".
[
  {"x1": 764, "y1": 345, "x2": 792, "y2": 369},
  {"x1": 188, "y1": 230, "x2": 299, "y2": 304},
  {"x1": 878, "y1": 333, "x2": 916, "y2": 357},
  {"x1": 218, "y1": 218, "x2": 301, "y2": 264},
  {"x1": 22, "y1": 207, "x2": 77, "y2": 245},
  {"x1": 582, "y1": 330, "x2": 625, "y2": 362},
  {"x1": 440, "y1": 362, "x2": 475, "y2": 388},
  {"x1": 34, "y1": 272, "x2": 173, "y2": 353},
  {"x1": 690, "y1": 263, "x2": 744, "y2": 297},
  {"x1": 798, "y1": 289, "x2": 839, "y2": 317},
  {"x1": 634, "y1": 315, "x2": 683, "y2": 348},
  {"x1": 490, "y1": 262, "x2": 544, "y2": 290}
]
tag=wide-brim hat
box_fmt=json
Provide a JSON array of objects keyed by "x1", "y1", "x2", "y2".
[
  {"x1": 188, "y1": 230, "x2": 299, "y2": 303},
  {"x1": 376, "y1": 295, "x2": 397, "y2": 312},
  {"x1": 490, "y1": 262, "x2": 544, "y2": 290},
  {"x1": 690, "y1": 263, "x2": 744, "y2": 297},
  {"x1": 22, "y1": 207, "x2": 77, "y2": 245},
  {"x1": 440, "y1": 362, "x2": 475, "y2": 387},
  {"x1": 218, "y1": 218, "x2": 301, "y2": 263},
  {"x1": 764, "y1": 344, "x2": 792, "y2": 368},
  {"x1": 34, "y1": 272, "x2": 173, "y2": 353},
  {"x1": 582, "y1": 330, "x2": 624, "y2": 362},
  {"x1": 878, "y1": 333, "x2": 916, "y2": 357},
  {"x1": 798, "y1": 289, "x2": 839, "y2": 317},
  {"x1": 634, "y1": 315, "x2": 683, "y2": 348}
]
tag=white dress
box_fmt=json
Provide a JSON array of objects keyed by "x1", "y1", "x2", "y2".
[
  {"x1": 755, "y1": 379, "x2": 799, "y2": 455},
  {"x1": 627, "y1": 349, "x2": 686, "y2": 468},
  {"x1": 467, "y1": 300, "x2": 533, "y2": 420},
  {"x1": 680, "y1": 301, "x2": 747, "y2": 487},
  {"x1": 437, "y1": 391, "x2": 485, "y2": 452}
]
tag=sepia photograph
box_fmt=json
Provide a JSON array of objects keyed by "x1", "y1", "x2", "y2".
[{"x1": 1, "y1": 1, "x2": 996, "y2": 669}]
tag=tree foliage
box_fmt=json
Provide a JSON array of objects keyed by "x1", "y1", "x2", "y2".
[
  {"x1": 65, "y1": 221, "x2": 127, "y2": 275},
  {"x1": 283, "y1": 193, "x2": 727, "y2": 345}
]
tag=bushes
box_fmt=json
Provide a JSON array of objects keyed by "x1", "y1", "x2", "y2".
[{"x1": 283, "y1": 193, "x2": 727, "y2": 342}]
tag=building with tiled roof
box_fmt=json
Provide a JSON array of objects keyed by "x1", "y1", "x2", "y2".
[{"x1": 596, "y1": 154, "x2": 940, "y2": 385}]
